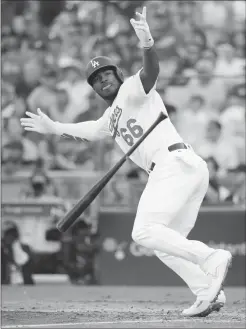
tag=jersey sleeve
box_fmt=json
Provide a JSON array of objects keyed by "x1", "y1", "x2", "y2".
[
  {"x1": 55, "y1": 108, "x2": 111, "y2": 142},
  {"x1": 125, "y1": 69, "x2": 158, "y2": 105}
]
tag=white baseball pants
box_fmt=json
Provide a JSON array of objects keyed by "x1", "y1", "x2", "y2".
[{"x1": 132, "y1": 148, "x2": 214, "y2": 298}]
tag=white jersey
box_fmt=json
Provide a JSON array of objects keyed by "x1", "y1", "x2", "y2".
[{"x1": 100, "y1": 70, "x2": 183, "y2": 171}]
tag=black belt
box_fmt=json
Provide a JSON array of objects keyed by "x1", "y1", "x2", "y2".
[{"x1": 149, "y1": 143, "x2": 188, "y2": 172}]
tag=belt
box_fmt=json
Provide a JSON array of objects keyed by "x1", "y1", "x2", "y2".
[{"x1": 149, "y1": 142, "x2": 188, "y2": 172}]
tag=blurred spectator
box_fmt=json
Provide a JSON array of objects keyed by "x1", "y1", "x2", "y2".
[
  {"x1": 201, "y1": 47, "x2": 218, "y2": 65},
  {"x1": 220, "y1": 88, "x2": 245, "y2": 141},
  {"x1": 2, "y1": 81, "x2": 16, "y2": 118},
  {"x1": 215, "y1": 42, "x2": 245, "y2": 82},
  {"x1": 165, "y1": 57, "x2": 227, "y2": 111},
  {"x1": 230, "y1": 29, "x2": 245, "y2": 58},
  {"x1": 37, "y1": 135, "x2": 79, "y2": 171},
  {"x1": 62, "y1": 219, "x2": 100, "y2": 285},
  {"x1": 2, "y1": 96, "x2": 27, "y2": 120},
  {"x1": 24, "y1": 13, "x2": 48, "y2": 43},
  {"x1": 46, "y1": 34, "x2": 64, "y2": 67},
  {"x1": 177, "y1": 43, "x2": 202, "y2": 72},
  {"x1": 22, "y1": 157, "x2": 58, "y2": 199},
  {"x1": 58, "y1": 59, "x2": 91, "y2": 122},
  {"x1": 218, "y1": 164, "x2": 246, "y2": 205},
  {"x1": 29, "y1": 200, "x2": 68, "y2": 275},
  {"x1": 196, "y1": 119, "x2": 242, "y2": 171},
  {"x1": 15, "y1": 59, "x2": 42, "y2": 100},
  {"x1": 200, "y1": 1, "x2": 231, "y2": 29},
  {"x1": 27, "y1": 66, "x2": 58, "y2": 115},
  {"x1": 2, "y1": 140, "x2": 24, "y2": 176},
  {"x1": 203, "y1": 157, "x2": 221, "y2": 203},
  {"x1": 1, "y1": 31, "x2": 23, "y2": 86},
  {"x1": 177, "y1": 95, "x2": 214, "y2": 148},
  {"x1": 1, "y1": 221, "x2": 35, "y2": 285},
  {"x1": 152, "y1": 6, "x2": 186, "y2": 60},
  {"x1": 50, "y1": 87, "x2": 71, "y2": 122},
  {"x1": 165, "y1": 103, "x2": 179, "y2": 128},
  {"x1": 188, "y1": 58, "x2": 227, "y2": 110},
  {"x1": 2, "y1": 116, "x2": 39, "y2": 169},
  {"x1": 28, "y1": 174, "x2": 52, "y2": 199}
]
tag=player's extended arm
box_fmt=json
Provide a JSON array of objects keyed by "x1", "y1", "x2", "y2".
[
  {"x1": 130, "y1": 6, "x2": 160, "y2": 94},
  {"x1": 20, "y1": 108, "x2": 107, "y2": 142}
]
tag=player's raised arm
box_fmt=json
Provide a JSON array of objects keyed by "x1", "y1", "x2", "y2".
[
  {"x1": 20, "y1": 108, "x2": 108, "y2": 141},
  {"x1": 130, "y1": 6, "x2": 160, "y2": 94}
]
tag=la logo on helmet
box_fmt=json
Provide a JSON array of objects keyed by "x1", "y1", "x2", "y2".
[{"x1": 91, "y1": 60, "x2": 99, "y2": 68}]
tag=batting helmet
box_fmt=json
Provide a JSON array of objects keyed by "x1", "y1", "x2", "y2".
[{"x1": 85, "y1": 56, "x2": 124, "y2": 86}]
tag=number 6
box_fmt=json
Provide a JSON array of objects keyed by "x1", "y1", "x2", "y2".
[
  {"x1": 127, "y1": 119, "x2": 143, "y2": 138},
  {"x1": 120, "y1": 128, "x2": 134, "y2": 146}
]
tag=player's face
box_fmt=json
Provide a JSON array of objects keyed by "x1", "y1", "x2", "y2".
[{"x1": 92, "y1": 69, "x2": 121, "y2": 103}]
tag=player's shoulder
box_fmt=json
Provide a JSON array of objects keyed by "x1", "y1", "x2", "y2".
[
  {"x1": 124, "y1": 70, "x2": 141, "y2": 83},
  {"x1": 119, "y1": 70, "x2": 141, "y2": 94}
]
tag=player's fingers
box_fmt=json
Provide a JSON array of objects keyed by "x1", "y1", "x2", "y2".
[
  {"x1": 21, "y1": 124, "x2": 35, "y2": 129},
  {"x1": 20, "y1": 118, "x2": 34, "y2": 124},
  {"x1": 130, "y1": 18, "x2": 137, "y2": 25},
  {"x1": 21, "y1": 123, "x2": 35, "y2": 129},
  {"x1": 131, "y1": 24, "x2": 146, "y2": 32},
  {"x1": 25, "y1": 111, "x2": 39, "y2": 119},
  {"x1": 130, "y1": 19, "x2": 145, "y2": 28},
  {"x1": 142, "y1": 6, "x2": 147, "y2": 19},
  {"x1": 135, "y1": 7, "x2": 146, "y2": 20},
  {"x1": 131, "y1": 20, "x2": 145, "y2": 26},
  {"x1": 134, "y1": 27, "x2": 146, "y2": 33},
  {"x1": 37, "y1": 108, "x2": 45, "y2": 117},
  {"x1": 23, "y1": 127, "x2": 37, "y2": 131},
  {"x1": 135, "y1": 12, "x2": 145, "y2": 21}
]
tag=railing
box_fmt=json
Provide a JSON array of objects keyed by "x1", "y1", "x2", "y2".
[{"x1": 3, "y1": 171, "x2": 244, "y2": 209}]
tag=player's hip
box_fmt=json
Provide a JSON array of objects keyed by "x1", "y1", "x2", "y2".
[
  {"x1": 137, "y1": 154, "x2": 208, "y2": 214},
  {"x1": 148, "y1": 142, "x2": 207, "y2": 177}
]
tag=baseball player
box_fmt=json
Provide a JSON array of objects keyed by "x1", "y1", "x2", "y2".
[{"x1": 21, "y1": 7, "x2": 232, "y2": 317}]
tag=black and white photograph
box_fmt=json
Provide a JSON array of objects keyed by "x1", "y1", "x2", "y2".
[{"x1": 1, "y1": 1, "x2": 245, "y2": 328}]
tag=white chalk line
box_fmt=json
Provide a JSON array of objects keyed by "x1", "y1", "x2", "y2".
[
  {"x1": 2, "y1": 320, "x2": 163, "y2": 329},
  {"x1": 2, "y1": 319, "x2": 245, "y2": 329}
]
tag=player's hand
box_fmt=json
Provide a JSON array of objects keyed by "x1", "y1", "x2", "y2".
[
  {"x1": 20, "y1": 108, "x2": 57, "y2": 135},
  {"x1": 130, "y1": 6, "x2": 154, "y2": 49}
]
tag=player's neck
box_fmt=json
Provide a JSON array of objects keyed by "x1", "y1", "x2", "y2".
[
  {"x1": 104, "y1": 92, "x2": 118, "y2": 106},
  {"x1": 106, "y1": 98, "x2": 115, "y2": 106}
]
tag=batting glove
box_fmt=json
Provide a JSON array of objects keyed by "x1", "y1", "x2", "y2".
[{"x1": 130, "y1": 6, "x2": 154, "y2": 49}]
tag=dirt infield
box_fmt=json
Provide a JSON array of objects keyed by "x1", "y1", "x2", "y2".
[{"x1": 1, "y1": 286, "x2": 245, "y2": 328}]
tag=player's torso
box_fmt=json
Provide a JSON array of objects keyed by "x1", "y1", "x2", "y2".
[{"x1": 105, "y1": 81, "x2": 183, "y2": 171}]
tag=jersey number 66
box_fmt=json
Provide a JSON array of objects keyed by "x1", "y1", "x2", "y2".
[{"x1": 120, "y1": 119, "x2": 144, "y2": 146}]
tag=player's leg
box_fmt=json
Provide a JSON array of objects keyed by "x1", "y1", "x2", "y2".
[
  {"x1": 132, "y1": 210, "x2": 214, "y2": 269},
  {"x1": 154, "y1": 190, "x2": 225, "y2": 316},
  {"x1": 154, "y1": 172, "x2": 210, "y2": 297},
  {"x1": 132, "y1": 158, "x2": 215, "y2": 265},
  {"x1": 154, "y1": 252, "x2": 226, "y2": 317},
  {"x1": 132, "y1": 152, "x2": 231, "y2": 309}
]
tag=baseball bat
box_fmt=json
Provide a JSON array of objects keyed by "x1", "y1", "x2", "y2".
[{"x1": 57, "y1": 111, "x2": 167, "y2": 232}]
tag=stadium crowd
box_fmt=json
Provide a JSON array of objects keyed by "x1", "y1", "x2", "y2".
[{"x1": 2, "y1": 0, "x2": 246, "y2": 205}]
